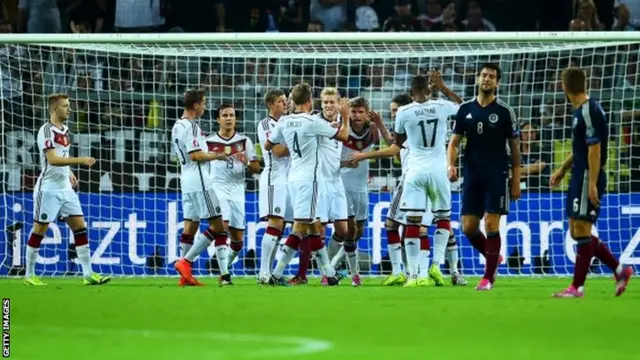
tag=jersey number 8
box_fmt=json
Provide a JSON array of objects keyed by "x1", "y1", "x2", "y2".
[{"x1": 477, "y1": 122, "x2": 483, "y2": 134}]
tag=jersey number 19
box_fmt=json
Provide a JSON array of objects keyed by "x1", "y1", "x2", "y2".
[{"x1": 418, "y1": 119, "x2": 438, "y2": 147}]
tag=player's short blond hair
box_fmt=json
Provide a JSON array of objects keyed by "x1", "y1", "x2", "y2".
[
  {"x1": 47, "y1": 93, "x2": 69, "y2": 111},
  {"x1": 320, "y1": 87, "x2": 340, "y2": 98}
]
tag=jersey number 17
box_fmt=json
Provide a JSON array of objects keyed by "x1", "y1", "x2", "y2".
[{"x1": 418, "y1": 119, "x2": 438, "y2": 147}]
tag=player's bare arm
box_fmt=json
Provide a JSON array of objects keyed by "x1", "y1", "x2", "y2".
[
  {"x1": 69, "y1": 172, "x2": 78, "y2": 188},
  {"x1": 190, "y1": 149, "x2": 227, "y2": 162},
  {"x1": 44, "y1": 149, "x2": 95, "y2": 167},
  {"x1": 368, "y1": 111, "x2": 394, "y2": 144},
  {"x1": 333, "y1": 98, "x2": 351, "y2": 142},
  {"x1": 508, "y1": 137, "x2": 522, "y2": 200},
  {"x1": 521, "y1": 160, "x2": 547, "y2": 176},
  {"x1": 349, "y1": 142, "x2": 400, "y2": 163},
  {"x1": 549, "y1": 152, "x2": 574, "y2": 187},
  {"x1": 271, "y1": 144, "x2": 290, "y2": 157},
  {"x1": 429, "y1": 69, "x2": 463, "y2": 104},
  {"x1": 446, "y1": 133, "x2": 462, "y2": 181},
  {"x1": 587, "y1": 142, "x2": 601, "y2": 207}
]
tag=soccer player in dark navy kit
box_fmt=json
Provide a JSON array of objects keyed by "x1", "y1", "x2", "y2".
[
  {"x1": 446, "y1": 63, "x2": 521, "y2": 291},
  {"x1": 550, "y1": 67, "x2": 632, "y2": 298}
]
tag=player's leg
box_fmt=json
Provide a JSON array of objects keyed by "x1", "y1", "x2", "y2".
[
  {"x1": 446, "y1": 230, "x2": 467, "y2": 286},
  {"x1": 258, "y1": 181, "x2": 287, "y2": 283},
  {"x1": 176, "y1": 189, "x2": 227, "y2": 286},
  {"x1": 417, "y1": 223, "x2": 431, "y2": 285},
  {"x1": 399, "y1": 172, "x2": 428, "y2": 287},
  {"x1": 460, "y1": 177, "x2": 487, "y2": 258},
  {"x1": 225, "y1": 199, "x2": 246, "y2": 270},
  {"x1": 24, "y1": 190, "x2": 58, "y2": 285},
  {"x1": 382, "y1": 183, "x2": 407, "y2": 286},
  {"x1": 290, "y1": 222, "x2": 313, "y2": 285},
  {"x1": 178, "y1": 219, "x2": 201, "y2": 286},
  {"x1": 343, "y1": 190, "x2": 364, "y2": 285},
  {"x1": 427, "y1": 174, "x2": 453, "y2": 287},
  {"x1": 60, "y1": 190, "x2": 110, "y2": 285}
]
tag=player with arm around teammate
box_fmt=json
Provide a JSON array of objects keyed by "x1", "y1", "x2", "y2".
[
  {"x1": 264, "y1": 83, "x2": 351, "y2": 286},
  {"x1": 256, "y1": 89, "x2": 292, "y2": 284},
  {"x1": 173, "y1": 89, "x2": 231, "y2": 287},
  {"x1": 24, "y1": 93, "x2": 110, "y2": 286},
  {"x1": 446, "y1": 63, "x2": 521, "y2": 291},
  {"x1": 549, "y1": 67, "x2": 632, "y2": 298},
  {"x1": 206, "y1": 104, "x2": 261, "y2": 285}
]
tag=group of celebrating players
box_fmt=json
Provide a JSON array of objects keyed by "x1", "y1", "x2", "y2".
[{"x1": 25, "y1": 62, "x2": 633, "y2": 297}]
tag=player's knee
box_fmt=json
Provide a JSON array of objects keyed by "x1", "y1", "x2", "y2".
[
  {"x1": 461, "y1": 221, "x2": 479, "y2": 238},
  {"x1": 31, "y1": 222, "x2": 48, "y2": 236},
  {"x1": 229, "y1": 239, "x2": 243, "y2": 252},
  {"x1": 73, "y1": 228, "x2": 88, "y2": 247},
  {"x1": 406, "y1": 215, "x2": 422, "y2": 225},
  {"x1": 570, "y1": 219, "x2": 592, "y2": 239},
  {"x1": 267, "y1": 217, "x2": 285, "y2": 232},
  {"x1": 205, "y1": 227, "x2": 229, "y2": 246},
  {"x1": 384, "y1": 218, "x2": 399, "y2": 230},
  {"x1": 483, "y1": 214, "x2": 500, "y2": 233},
  {"x1": 343, "y1": 240, "x2": 357, "y2": 252}
]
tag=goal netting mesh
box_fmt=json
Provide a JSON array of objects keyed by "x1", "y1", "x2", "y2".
[{"x1": 1, "y1": 33, "x2": 639, "y2": 277}]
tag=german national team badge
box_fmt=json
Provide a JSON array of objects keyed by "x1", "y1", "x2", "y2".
[
  {"x1": 489, "y1": 114, "x2": 499, "y2": 123},
  {"x1": 356, "y1": 141, "x2": 363, "y2": 149},
  {"x1": 235, "y1": 143, "x2": 244, "y2": 152},
  {"x1": 224, "y1": 146, "x2": 232, "y2": 155}
]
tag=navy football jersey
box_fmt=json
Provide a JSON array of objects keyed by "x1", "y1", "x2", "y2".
[
  {"x1": 453, "y1": 98, "x2": 519, "y2": 172},
  {"x1": 571, "y1": 98, "x2": 608, "y2": 171}
]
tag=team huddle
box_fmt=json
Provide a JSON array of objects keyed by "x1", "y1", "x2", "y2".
[{"x1": 24, "y1": 63, "x2": 632, "y2": 296}]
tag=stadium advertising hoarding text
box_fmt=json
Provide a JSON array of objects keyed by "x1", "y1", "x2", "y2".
[{"x1": 2, "y1": 192, "x2": 640, "y2": 276}]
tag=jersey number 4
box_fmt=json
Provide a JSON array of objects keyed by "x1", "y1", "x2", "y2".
[
  {"x1": 418, "y1": 119, "x2": 438, "y2": 147},
  {"x1": 293, "y1": 133, "x2": 302, "y2": 157}
]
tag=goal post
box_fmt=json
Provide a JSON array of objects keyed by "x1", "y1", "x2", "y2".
[{"x1": 1, "y1": 32, "x2": 639, "y2": 277}]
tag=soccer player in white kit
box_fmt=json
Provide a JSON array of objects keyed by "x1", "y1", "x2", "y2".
[
  {"x1": 264, "y1": 83, "x2": 351, "y2": 286},
  {"x1": 256, "y1": 89, "x2": 292, "y2": 284},
  {"x1": 24, "y1": 93, "x2": 110, "y2": 286},
  {"x1": 206, "y1": 104, "x2": 261, "y2": 284},
  {"x1": 332, "y1": 96, "x2": 394, "y2": 270},
  {"x1": 173, "y1": 89, "x2": 231, "y2": 287}
]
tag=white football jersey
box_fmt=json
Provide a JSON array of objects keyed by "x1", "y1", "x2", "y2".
[
  {"x1": 257, "y1": 116, "x2": 290, "y2": 185},
  {"x1": 35, "y1": 122, "x2": 72, "y2": 191},
  {"x1": 171, "y1": 118, "x2": 212, "y2": 193},
  {"x1": 394, "y1": 99, "x2": 459, "y2": 173},
  {"x1": 318, "y1": 114, "x2": 343, "y2": 182},
  {"x1": 206, "y1": 132, "x2": 256, "y2": 201},
  {"x1": 268, "y1": 112, "x2": 339, "y2": 183},
  {"x1": 400, "y1": 140, "x2": 409, "y2": 174},
  {"x1": 340, "y1": 125, "x2": 377, "y2": 192}
]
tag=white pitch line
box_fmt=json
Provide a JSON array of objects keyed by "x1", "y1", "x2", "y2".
[{"x1": 15, "y1": 326, "x2": 333, "y2": 358}]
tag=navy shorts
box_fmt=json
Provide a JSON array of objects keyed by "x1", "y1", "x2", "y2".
[
  {"x1": 567, "y1": 168, "x2": 606, "y2": 222},
  {"x1": 461, "y1": 169, "x2": 510, "y2": 217}
]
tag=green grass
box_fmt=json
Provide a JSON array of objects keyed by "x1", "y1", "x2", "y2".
[{"x1": 3, "y1": 276, "x2": 637, "y2": 360}]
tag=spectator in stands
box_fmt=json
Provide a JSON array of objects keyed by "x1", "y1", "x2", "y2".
[
  {"x1": 460, "y1": 0, "x2": 496, "y2": 31},
  {"x1": 114, "y1": 0, "x2": 165, "y2": 32},
  {"x1": 417, "y1": 0, "x2": 444, "y2": 31},
  {"x1": 615, "y1": 0, "x2": 640, "y2": 28},
  {"x1": 569, "y1": 18, "x2": 588, "y2": 30},
  {"x1": 574, "y1": 0, "x2": 603, "y2": 30},
  {"x1": 18, "y1": 0, "x2": 61, "y2": 33},
  {"x1": 307, "y1": 19, "x2": 324, "y2": 31},
  {"x1": 67, "y1": 0, "x2": 106, "y2": 33},
  {"x1": 310, "y1": 0, "x2": 346, "y2": 32},
  {"x1": 354, "y1": 0, "x2": 380, "y2": 31},
  {"x1": 613, "y1": 3, "x2": 638, "y2": 30},
  {"x1": 280, "y1": 0, "x2": 310, "y2": 32},
  {"x1": 518, "y1": 121, "x2": 551, "y2": 190},
  {"x1": 382, "y1": 0, "x2": 421, "y2": 31},
  {"x1": 0, "y1": 19, "x2": 11, "y2": 33}
]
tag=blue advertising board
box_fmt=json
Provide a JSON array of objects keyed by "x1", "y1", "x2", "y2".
[{"x1": 2, "y1": 192, "x2": 639, "y2": 276}]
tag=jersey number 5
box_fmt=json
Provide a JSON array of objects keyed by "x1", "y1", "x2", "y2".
[
  {"x1": 418, "y1": 119, "x2": 438, "y2": 147},
  {"x1": 293, "y1": 133, "x2": 302, "y2": 157}
]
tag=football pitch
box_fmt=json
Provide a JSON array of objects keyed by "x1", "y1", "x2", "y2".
[{"x1": 3, "y1": 277, "x2": 637, "y2": 360}]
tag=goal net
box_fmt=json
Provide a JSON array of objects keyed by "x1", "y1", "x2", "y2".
[{"x1": 1, "y1": 32, "x2": 639, "y2": 277}]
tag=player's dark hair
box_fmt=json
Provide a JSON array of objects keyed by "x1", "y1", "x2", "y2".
[
  {"x1": 264, "y1": 88, "x2": 285, "y2": 108},
  {"x1": 290, "y1": 83, "x2": 312, "y2": 106},
  {"x1": 350, "y1": 96, "x2": 369, "y2": 109},
  {"x1": 561, "y1": 67, "x2": 587, "y2": 95},
  {"x1": 183, "y1": 88, "x2": 205, "y2": 110},
  {"x1": 411, "y1": 75, "x2": 429, "y2": 95},
  {"x1": 479, "y1": 63, "x2": 502, "y2": 80},
  {"x1": 391, "y1": 93, "x2": 412, "y2": 106},
  {"x1": 47, "y1": 93, "x2": 69, "y2": 110},
  {"x1": 216, "y1": 103, "x2": 234, "y2": 119}
]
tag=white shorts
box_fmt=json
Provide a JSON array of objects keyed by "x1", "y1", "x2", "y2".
[
  {"x1": 288, "y1": 181, "x2": 319, "y2": 222},
  {"x1": 400, "y1": 170, "x2": 451, "y2": 220},
  {"x1": 345, "y1": 190, "x2": 368, "y2": 222},
  {"x1": 258, "y1": 178, "x2": 293, "y2": 222},
  {"x1": 317, "y1": 180, "x2": 348, "y2": 223},
  {"x1": 218, "y1": 198, "x2": 245, "y2": 230},
  {"x1": 387, "y1": 178, "x2": 433, "y2": 226},
  {"x1": 33, "y1": 189, "x2": 83, "y2": 223},
  {"x1": 182, "y1": 188, "x2": 222, "y2": 221}
]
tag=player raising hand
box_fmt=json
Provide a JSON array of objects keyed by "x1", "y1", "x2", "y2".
[{"x1": 25, "y1": 93, "x2": 109, "y2": 286}]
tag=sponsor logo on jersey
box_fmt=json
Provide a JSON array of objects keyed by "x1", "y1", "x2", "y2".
[{"x1": 488, "y1": 114, "x2": 499, "y2": 123}]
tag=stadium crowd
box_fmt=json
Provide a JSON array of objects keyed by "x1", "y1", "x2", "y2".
[{"x1": 0, "y1": 0, "x2": 639, "y2": 193}]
